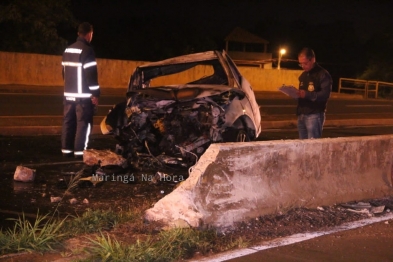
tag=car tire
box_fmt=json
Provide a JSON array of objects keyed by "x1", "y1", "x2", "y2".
[{"x1": 236, "y1": 129, "x2": 250, "y2": 142}]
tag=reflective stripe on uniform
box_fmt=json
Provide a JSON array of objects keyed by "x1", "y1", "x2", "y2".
[
  {"x1": 62, "y1": 46, "x2": 99, "y2": 99},
  {"x1": 78, "y1": 66, "x2": 82, "y2": 94},
  {"x1": 83, "y1": 61, "x2": 97, "y2": 68},
  {"x1": 64, "y1": 92, "x2": 92, "y2": 98},
  {"x1": 74, "y1": 151, "x2": 84, "y2": 156},
  {"x1": 89, "y1": 85, "x2": 100, "y2": 90},
  {"x1": 84, "y1": 123, "x2": 91, "y2": 150},
  {"x1": 62, "y1": 149, "x2": 73, "y2": 154},
  {"x1": 65, "y1": 48, "x2": 82, "y2": 54},
  {"x1": 62, "y1": 62, "x2": 82, "y2": 67},
  {"x1": 65, "y1": 97, "x2": 76, "y2": 101}
]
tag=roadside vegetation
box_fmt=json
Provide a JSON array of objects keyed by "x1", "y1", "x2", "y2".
[
  {"x1": 0, "y1": 213, "x2": 67, "y2": 254},
  {"x1": 0, "y1": 205, "x2": 248, "y2": 261},
  {"x1": 0, "y1": 168, "x2": 248, "y2": 261},
  {"x1": 0, "y1": 165, "x2": 388, "y2": 261}
]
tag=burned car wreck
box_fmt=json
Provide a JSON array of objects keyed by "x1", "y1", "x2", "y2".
[{"x1": 101, "y1": 50, "x2": 261, "y2": 168}]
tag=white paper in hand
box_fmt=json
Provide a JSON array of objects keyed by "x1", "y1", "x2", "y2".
[{"x1": 278, "y1": 85, "x2": 299, "y2": 99}]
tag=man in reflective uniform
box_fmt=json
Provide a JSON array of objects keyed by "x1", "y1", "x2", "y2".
[
  {"x1": 61, "y1": 22, "x2": 100, "y2": 158},
  {"x1": 296, "y1": 48, "x2": 332, "y2": 139}
]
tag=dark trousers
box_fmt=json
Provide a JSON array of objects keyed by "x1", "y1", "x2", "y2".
[{"x1": 61, "y1": 101, "x2": 94, "y2": 156}]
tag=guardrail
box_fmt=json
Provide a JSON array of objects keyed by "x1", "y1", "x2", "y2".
[{"x1": 338, "y1": 78, "x2": 393, "y2": 99}]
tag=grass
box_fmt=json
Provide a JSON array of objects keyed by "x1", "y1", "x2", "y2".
[
  {"x1": 0, "y1": 165, "x2": 250, "y2": 260},
  {"x1": 0, "y1": 212, "x2": 67, "y2": 255},
  {"x1": 0, "y1": 205, "x2": 249, "y2": 261},
  {"x1": 84, "y1": 227, "x2": 219, "y2": 262},
  {"x1": 61, "y1": 208, "x2": 141, "y2": 236}
]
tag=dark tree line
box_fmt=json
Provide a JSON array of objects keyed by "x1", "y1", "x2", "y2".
[
  {"x1": 0, "y1": 0, "x2": 77, "y2": 55},
  {"x1": 359, "y1": 31, "x2": 393, "y2": 82}
]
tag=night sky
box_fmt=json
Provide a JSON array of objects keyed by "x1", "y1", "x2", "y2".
[
  {"x1": 67, "y1": 0, "x2": 393, "y2": 86},
  {"x1": 69, "y1": 0, "x2": 391, "y2": 54}
]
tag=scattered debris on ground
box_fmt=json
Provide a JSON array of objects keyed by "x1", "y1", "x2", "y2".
[
  {"x1": 1, "y1": 135, "x2": 393, "y2": 261},
  {"x1": 13, "y1": 165, "x2": 36, "y2": 182}
]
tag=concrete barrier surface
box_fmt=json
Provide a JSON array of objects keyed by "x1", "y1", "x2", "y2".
[{"x1": 144, "y1": 135, "x2": 393, "y2": 228}]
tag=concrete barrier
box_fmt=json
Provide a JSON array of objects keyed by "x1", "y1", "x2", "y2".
[{"x1": 144, "y1": 135, "x2": 393, "y2": 228}]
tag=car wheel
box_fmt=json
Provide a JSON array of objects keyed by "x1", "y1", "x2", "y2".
[{"x1": 236, "y1": 129, "x2": 250, "y2": 142}]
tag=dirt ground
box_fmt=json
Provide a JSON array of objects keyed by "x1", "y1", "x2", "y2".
[{"x1": 1, "y1": 134, "x2": 393, "y2": 261}]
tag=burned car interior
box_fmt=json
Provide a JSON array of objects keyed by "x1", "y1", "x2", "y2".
[{"x1": 101, "y1": 50, "x2": 261, "y2": 169}]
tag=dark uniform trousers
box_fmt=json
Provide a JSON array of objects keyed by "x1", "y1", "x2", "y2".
[{"x1": 61, "y1": 99, "x2": 95, "y2": 156}]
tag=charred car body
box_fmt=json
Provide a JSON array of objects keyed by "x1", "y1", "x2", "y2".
[{"x1": 101, "y1": 50, "x2": 261, "y2": 168}]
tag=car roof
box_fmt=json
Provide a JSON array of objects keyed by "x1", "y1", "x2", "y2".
[{"x1": 137, "y1": 51, "x2": 221, "y2": 69}]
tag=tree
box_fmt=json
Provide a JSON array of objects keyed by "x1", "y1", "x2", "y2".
[
  {"x1": 0, "y1": 0, "x2": 77, "y2": 55},
  {"x1": 359, "y1": 31, "x2": 393, "y2": 82}
]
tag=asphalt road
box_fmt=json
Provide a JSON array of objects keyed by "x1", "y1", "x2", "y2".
[
  {"x1": 0, "y1": 92, "x2": 122, "y2": 116},
  {"x1": 2, "y1": 90, "x2": 393, "y2": 136},
  {"x1": 202, "y1": 215, "x2": 393, "y2": 262},
  {"x1": 259, "y1": 93, "x2": 393, "y2": 115},
  {"x1": 2, "y1": 90, "x2": 393, "y2": 116}
]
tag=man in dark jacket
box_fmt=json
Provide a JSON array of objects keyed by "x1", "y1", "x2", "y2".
[
  {"x1": 61, "y1": 22, "x2": 100, "y2": 158},
  {"x1": 296, "y1": 48, "x2": 332, "y2": 139}
]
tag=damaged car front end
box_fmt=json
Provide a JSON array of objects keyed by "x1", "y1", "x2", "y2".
[{"x1": 101, "y1": 50, "x2": 261, "y2": 168}]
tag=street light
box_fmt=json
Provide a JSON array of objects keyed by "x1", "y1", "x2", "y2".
[{"x1": 277, "y1": 48, "x2": 286, "y2": 69}]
